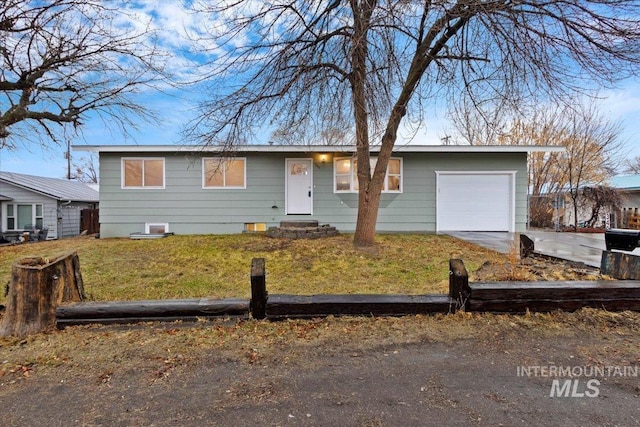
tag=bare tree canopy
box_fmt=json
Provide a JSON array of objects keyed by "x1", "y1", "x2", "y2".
[
  {"x1": 71, "y1": 153, "x2": 98, "y2": 183},
  {"x1": 463, "y1": 101, "x2": 624, "y2": 193},
  {"x1": 622, "y1": 155, "x2": 640, "y2": 174},
  {"x1": 0, "y1": 0, "x2": 165, "y2": 150},
  {"x1": 466, "y1": 101, "x2": 624, "y2": 229},
  {"x1": 187, "y1": 0, "x2": 640, "y2": 245}
]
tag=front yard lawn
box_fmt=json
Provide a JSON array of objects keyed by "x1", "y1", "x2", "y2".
[{"x1": 0, "y1": 233, "x2": 505, "y2": 303}]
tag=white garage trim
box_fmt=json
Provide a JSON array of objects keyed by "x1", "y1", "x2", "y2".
[{"x1": 435, "y1": 171, "x2": 517, "y2": 232}]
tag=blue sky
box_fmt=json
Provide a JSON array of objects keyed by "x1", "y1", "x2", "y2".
[
  {"x1": 1, "y1": 2, "x2": 640, "y2": 179},
  {"x1": 2, "y1": 79, "x2": 637, "y2": 179}
]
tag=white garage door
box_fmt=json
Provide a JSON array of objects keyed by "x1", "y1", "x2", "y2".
[{"x1": 436, "y1": 172, "x2": 514, "y2": 232}]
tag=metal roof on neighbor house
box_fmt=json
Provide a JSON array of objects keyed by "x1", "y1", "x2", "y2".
[
  {"x1": 608, "y1": 175, "x2": 640, "y2": 191},
  {"x1": 0, "y1": 171, "x2": 99, "y2": 202}
]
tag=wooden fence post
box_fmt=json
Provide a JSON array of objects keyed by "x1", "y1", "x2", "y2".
[
  {"x1": 449, "y1": 259, "x2": 470, "y2": 311},
  {"x1": 250, "y1": 258, "x2": 267, "y2": 319},
  {"x1": 520, "y1": 234, "x2": 534, "y2": 258},
  {"x1": 0, "y1": 252, "x2": 86, "y2": 337}
]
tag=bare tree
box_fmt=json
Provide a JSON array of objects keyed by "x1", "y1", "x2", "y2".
[
  {"x1": 447, "y1": 97, "x2": 513, "y2": 146},
  {"x1": 622, "y1": 156, "x2": 640, "y2": 174},
  {"x1": 0, "y1": 0, "x2": 165, "y2": 150},
  {"x1": 561, "y1": 105, "x2": 624, "y2": 230},
  {"x1": 581, "y1": 185, "x2": 621, "y2": 228},
  {"x1": 460, "y1": 101, "x2": 624, "y2": 228},
  {"x1": 187, "y1": 1, "x2": 640, "y2": 246},
  {"x1": 269, "y1": 116, "x2": 353, "y2": 145},
  {"x1": 495, "y1": 109, "x2": 569, "y2": 227},
  {"x1": 71, "y1": 153, "x2": 99, "y2": 183}
]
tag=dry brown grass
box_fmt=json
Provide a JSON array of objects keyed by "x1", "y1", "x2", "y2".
[
  {"x1": 498, "y1": 240, "x2": 535, "y2": 281},
  {"x1": 471, "y1": 238, "x2": 602, "y2": 283},
  {"x1": 0, "y1": 233, "x2": 509, "y2": 304},
  {"x1": 0, "y1": 309, "x2": 638, "y2": 384}
]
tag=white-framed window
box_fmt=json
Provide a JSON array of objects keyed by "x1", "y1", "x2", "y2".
[
  {"x1": 334, "y1": 157, "x2": 402, "y2": 193},
  {"x1": 5, "y1": 203, "x2": 43, "y2": 230},
  {"x1": 244, "y1": 222, "x2": 267, "y2": 232},
  {"x1": 145, "y1": 223, "x2": 169, "y2": 234},
  {"x1": 202, "y1": 157, "x2": 246, "y2": 189},
  {"x1": 122, "y1": 158, "x2": 165, "y2": 189}
]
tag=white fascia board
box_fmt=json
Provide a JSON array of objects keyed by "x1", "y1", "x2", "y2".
[{"x1": 73, "y1": 144, "x2": 565, "y2": 154}]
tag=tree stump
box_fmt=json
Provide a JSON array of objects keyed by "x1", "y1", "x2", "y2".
[{"x1": 0, "y1": 252, "x2": 86, "y2": 337}]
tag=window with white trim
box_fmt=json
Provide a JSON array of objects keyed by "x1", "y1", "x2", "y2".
[
  {"x1": 244, "y1": 222, "x2": 267, "y2": 232},
  {"x1": 145, "y1": 223, "x2": 169, "y2": 234},
  {"x1": 122, "y1": 158, "x2": 165, "y2": 189},
  {"x1": 6, "y1": 204, "x2": 14, "y2": 230},
  {"x1": 203, "y1": 157, "x2": 246, "y2": 189},
  {"x1": 5, "y1": 203, "x2": 43, "y2": 230},
  {"x1": 334, "y1": 157, "x2": 402, "y2": 193}
]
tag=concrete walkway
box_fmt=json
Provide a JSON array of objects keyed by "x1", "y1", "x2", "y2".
[{"x1": 447, "y1": 230, "x2": 639, "y2": 268}]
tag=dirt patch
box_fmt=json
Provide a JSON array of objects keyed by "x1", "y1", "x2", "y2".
[
  {"x1": 472, "y1": 253, "x2": 605, "y2": 282},
  {"x1": 232, "y1": 236, "x2": 294, "y2": 252}
]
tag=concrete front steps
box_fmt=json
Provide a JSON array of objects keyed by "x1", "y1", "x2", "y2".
[{"x1": 266, "y1": 220, "x2": 339, "y2": 239}]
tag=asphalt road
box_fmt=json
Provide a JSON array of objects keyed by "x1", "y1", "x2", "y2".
[{"x1": 1, "y1": 329, "x2": 638, "y2": 426}]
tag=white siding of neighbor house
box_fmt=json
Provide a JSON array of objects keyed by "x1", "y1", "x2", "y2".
[
  {"x1": 0, "y1": 183, "x2": 59, "y2": 239},
  {"x1": 97, "y1": 151, "x2": 528, "y2": 237},
  {"x1": 619, "y1": 191, "x2": 640, "y2": 211},
  {"x1": 59, "y1": 202, "x2": 95, "y2": 238}
]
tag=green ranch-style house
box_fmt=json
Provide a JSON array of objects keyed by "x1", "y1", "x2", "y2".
[{"x1": 74, "y1": 144, "x2": 562, "y2": 238}]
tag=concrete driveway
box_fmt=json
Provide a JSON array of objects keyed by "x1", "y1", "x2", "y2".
[{"x1": 447, "y1": 230, "x2": 639, "y2": 268}]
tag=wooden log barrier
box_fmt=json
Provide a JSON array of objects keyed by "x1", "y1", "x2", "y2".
[
  {"x1": 266, "y1": 294, "x2": 453, "y2": 319},
  {"x1": 0, "y1": 252, "x2": 86, "y2": 337},
  {"x1": 468, "y1": 280, "x2": 640, "y2": 313},
  {"x1": 250, "y1": 258, "x2": 267, "y2": 319},
  {"x1": 56, "y1": 298, "x2": 250, "y2": 326},
  {"x1": 449, "y1": 259, "x2": 470, "y2": 311},
  {"x1": 600, "y1": 250, "x2": 640, "y2": 280},
  {"x1": 47, "y1": 254, "x2": 640, "y2": 327}
]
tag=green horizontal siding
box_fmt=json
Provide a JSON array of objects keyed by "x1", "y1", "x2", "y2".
[{"x1": 98, "y1": 151, "x2": 527, "y2": 237}]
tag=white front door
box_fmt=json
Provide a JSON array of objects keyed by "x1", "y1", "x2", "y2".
[{"x1": 286, "y1": 159, "x2": 313, "y2": 214}]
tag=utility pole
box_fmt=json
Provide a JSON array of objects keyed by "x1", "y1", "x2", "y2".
[{"x1": 66, "y1": 138, "x2": 71, "y2": 180}]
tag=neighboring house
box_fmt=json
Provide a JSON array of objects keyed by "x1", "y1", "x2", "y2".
[
  {"x1": 0, "y1": 172, "x2": 99, "y2": 240},
  {"x1": 609, "y1": 175, "x2": 640, "y2": 210},
  {"x1": 74, "y1": 144, "x2": 562, "y2": 238},
  {"x1": 547, "y1": 177, "x2": 634, "y2": 230},
  {"x1": 608, "y1": 175, "x2": 640, "y2": 228},
  {"x1": 562, "y1": 193, "x2": 609, "y2": 229}
]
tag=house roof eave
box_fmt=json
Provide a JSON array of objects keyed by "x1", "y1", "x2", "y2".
[
  {"x1": 0, "y1": 172, "x2": 99, "y2": 202},
  {"x1": 73, "y1": 144, "x2": 565, "y2": 154}
]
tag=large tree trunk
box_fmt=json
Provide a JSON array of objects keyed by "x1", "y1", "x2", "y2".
[
  {"x1": 354, "y1": 188, "x2": 382, "y2": 247},
  {"x1": 350, "y1": 1, "x2": 376, "y2": 247},
  {"x1": 350, "y1": 1, "x2": 461, "y2": 247},
  {"x1": 0, "y1": 252, "x2": 86, "y2": 338}
]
